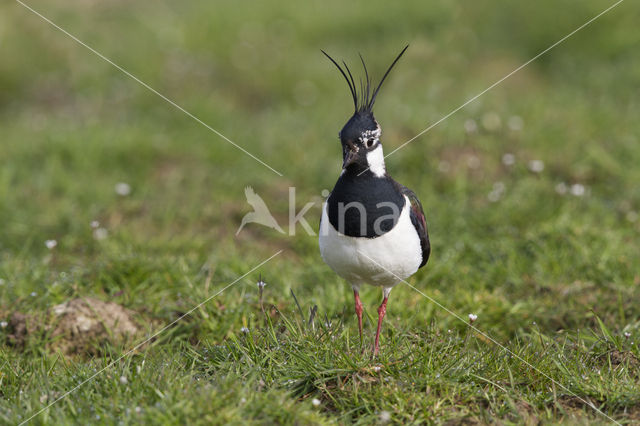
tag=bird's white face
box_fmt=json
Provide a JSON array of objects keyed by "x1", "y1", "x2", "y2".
[
  {"x1": 355, "y1": 125, "x2": 385, "y2": 177},
  {"x1": 365, "y1": 143, "x2": 386, "y2": 177}
]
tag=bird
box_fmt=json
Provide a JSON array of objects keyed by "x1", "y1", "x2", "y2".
[
  {"x1": 318, "y1": 46, "x2": 430, "y2": 355},
  {"x1": 236, "y1": 186, "x2": 285, "y2": 235}
]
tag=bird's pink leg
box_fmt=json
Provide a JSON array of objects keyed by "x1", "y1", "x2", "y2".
[
  {"x1": 373, "y1": 296, "x2": 388, "y2": 356},
  {"x1": 353, "y1": 289, "x2": 364, "y2": 347}
]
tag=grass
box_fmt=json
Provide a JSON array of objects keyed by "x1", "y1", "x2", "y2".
[{"x1": 1, "y1": 0, "x2": 640, "y2": 423}]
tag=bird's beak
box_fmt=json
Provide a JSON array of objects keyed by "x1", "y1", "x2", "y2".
[{"x1": 343, "y1": 141, "x2": 359, "y2": 168}]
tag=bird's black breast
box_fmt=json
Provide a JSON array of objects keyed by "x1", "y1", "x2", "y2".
[{"x1": 327, "y1": 172, "x2": 405, "y2": 238}]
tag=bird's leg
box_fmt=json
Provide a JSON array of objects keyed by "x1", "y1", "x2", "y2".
[
  {"x1": 353, "y1": 289, "x2": 364, "y2": 348},
  {"x1": 373, "y1": 296, "x2": 389, "y2": 356}
]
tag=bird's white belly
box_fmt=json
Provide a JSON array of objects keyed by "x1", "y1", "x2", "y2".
[{"x1": 318, "y1": 197, "x2": 422, "y2": 289}]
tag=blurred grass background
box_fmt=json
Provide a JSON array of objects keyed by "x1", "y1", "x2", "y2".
[{"x1": 1, "y1": 0, "x2": 640, "y2": 423}]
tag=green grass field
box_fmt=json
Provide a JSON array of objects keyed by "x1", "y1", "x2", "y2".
[{"x1": 1, "y1": 0, "x2": 640, "y2": 424}]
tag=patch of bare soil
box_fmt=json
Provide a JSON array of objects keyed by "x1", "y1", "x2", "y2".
[
  {"x1": 625, "y1": 405, "x2": 640, "y2": 421},
  {"x1": 5, "y1": 311, "x2": 40, "y2": 347},
  {"x1": 556, "y1": 395, "x2": 599, "y2": 418},
  {"x1": 514, "y1": 400, "x2": 540, "y2": 426},
  {"x1": 556, "y1": 396, "x2": 640, "y2": 423},
  {"x1": 605, "y1": 350, "x2": 639, "y2": 368},
  {"x1": 4, "y1": 298, "x2": 143, "y2": 356},
  {"x1": 442, "y1": 414, "x2": 481, "y2": 425}
]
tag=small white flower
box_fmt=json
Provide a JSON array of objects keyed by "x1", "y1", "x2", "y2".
[
  {"x1": 507, "y1": 115, "x2": 524, "y2": 131},
  {"x1": 488, "y1": 182, "x2": 505, "y2": 202},
  {"x1": 135, "y1": 406, "x2": 142, "y2": 414},
  {"x1": 240, "y1": 397, "x2": 247, "y2": 404},
  {"x1": 120, "y1": 376, "x2": 128, "y2": 385},
  {"x1": 240, "y1": 327, "x2": 250, "y2": 334},
  {"x1": 0, "y1": 321, "x2": 8, "y2": 328},
  {"x1": 379, "y1": 411, "x2": 391, "y2": 423},
  {"x1": 45, "y1": 240, "x2": 57, "y2": 249},
  {"x1": 624, "y1": 332, "x2": 631, "y2": 339},
  {"x1": 39, "y1": 394, "x2": 48, "y2": 403},
  {"x1": 373, "y1": 365, "x2": 381, "y2": 372},
  {"x1": 115, "y1": 182, "x2": 131, "y2": 196},
  {"x1": 257, "y1": 279, "x2": 266, "y2": 290},
  {"x1": 570, "y1": 183, "x2": 585, "y2": 197},
  {"x1": 311, "y1": 398, "x2": 321, "y2": 407},
  {"x1": 528, "y1": 160, "x2": 544, "y2": 173},
  {"x1": 30, "y1": 292, "x2": 37, "y2": 297},
  {"x1": 93, "y1": 228, "x2": 108, "y2": 241},
  {"x1": 502, "y1": 153, "x2": 515, "y2": 166},
  {"x1": 555, "y1": 182, "x2": 568, "y2": 195},
  {"x1": 90, "y1": 220, "x2": 100, "y2": 229},
  {"x1": 468, "y1": 314, "x2": 478, "y2": 323},
  {"x1": 464, "y1": 119, "x2": 478, "y2": 134}
]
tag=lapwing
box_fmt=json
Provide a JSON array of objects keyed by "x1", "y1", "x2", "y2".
[{"x1": 319, "y1": 46, "x2": 430, "y2": 355}]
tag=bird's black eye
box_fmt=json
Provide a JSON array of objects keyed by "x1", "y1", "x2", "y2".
[{"x1": 365, "y1": 138, "x2": 375, "y2": 149}]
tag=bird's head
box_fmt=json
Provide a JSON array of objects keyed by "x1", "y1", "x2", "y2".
[{"x1": 322, "y1": 46, "x2": 408, "y2": 176}]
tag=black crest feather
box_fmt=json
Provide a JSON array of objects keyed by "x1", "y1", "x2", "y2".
[{"x1": 321, "y1": 45, "x2": 409, "y2": 113}]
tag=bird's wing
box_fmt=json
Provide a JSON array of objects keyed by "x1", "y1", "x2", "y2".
[
  {"x1": 244, "y1": 186, "x2": 255, "y2": 199},
  {"x1": 394, "y1": 182, "x2": 430, "y2": 268},
  {"x1": 244, "y1": 186, "x2": 268, "y2": 211}
]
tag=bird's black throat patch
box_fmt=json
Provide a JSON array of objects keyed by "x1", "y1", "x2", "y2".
[{"x1": 327, "y1": 171, "x2": 405, "y2": 238}]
